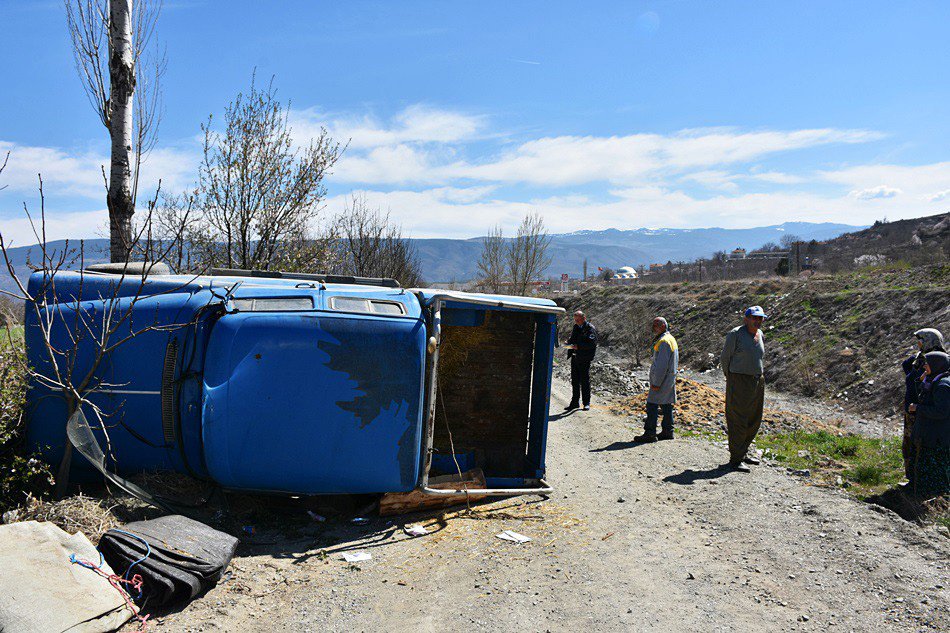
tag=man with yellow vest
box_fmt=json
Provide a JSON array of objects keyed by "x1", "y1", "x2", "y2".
[{"x1": 635, "y1": 317, "x2": 678, "y2": 443}]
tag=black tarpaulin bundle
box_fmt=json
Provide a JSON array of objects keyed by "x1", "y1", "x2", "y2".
[{"x1": 99, "y1": 515, "x2": 239, "y2": 607}]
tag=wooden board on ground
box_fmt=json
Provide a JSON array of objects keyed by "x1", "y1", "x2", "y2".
[{"x1": 379, "y1": 468, "x2": 488, "y2": 516}]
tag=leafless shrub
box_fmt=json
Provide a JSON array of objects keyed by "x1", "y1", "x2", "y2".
[
  {"x1": 507, "y1": 212, "x2": 552, "y2": 296},
  {"x1": 626, "y1": 302, "x2": 654, "y2": 366},
  {"x1": 327, "y1": 194, "x2": 423, "y2": 286},
  {"x1": 0, "y1": 176, "x2": 221, "y2": 497},
  {"x1": 476, "y1": 225, "x2": 505, "y2": 293},
  {"x1": 197, "y1": 74, "x2": 343, "y2": 271}
]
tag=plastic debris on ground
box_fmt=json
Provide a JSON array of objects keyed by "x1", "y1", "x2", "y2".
[
  {"x1": 0, "y1": 520, "x2": 135, "y2": 633},
  {"x1": 307, "y1": 511, "x2": 326, "y2": 522},
  {"x1": 404, "y1": 524, "x2": 429, "y2": 537},
  {"x1": 341, "y1": 551, "x2": 372, "y2": 563},
  {"x1": 99, "y1": 514, "x2": 239, "y2": 608},
  {"x1": 351, "y1": 517, "x2": 370, "y2": 525},
  {"x1": 495, "y1": 530, "x2": 532, "y2": 544}
]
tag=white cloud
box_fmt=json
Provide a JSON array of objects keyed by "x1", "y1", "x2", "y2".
[
  {"x1": 0, "y1": 208, "x2": 108, "y2": 246},
  {"x1": 290, "y1": 104, "x2": 486, "y2": 150},
  {"x1": 3, "y1": 101, "x2": 947, "y2": 245},
  {"x1": 0, "y1": 140, "x2": 200, "y2": 201},
  {"x1": 680, "y1": 170, "x2": 739, "y2": 191},
  {"x1": 326, "y1": 177, "x2": 948, "y2": 240},
  {"x1": 0, "y1": 141, "x2": 106, "y2": 198},
  {"x1": 748, "y1": 171, "x2": 806, "y2": 185},
  {"x1": 333, "y1": 144, "x2": 441, "y2": 185},
  {"x1": 445, "y1": 128, "x2": 880, "y2": 187},
  {"x1": 821, "y1": 162, "x2": 950, "y2": 192},
  {"x1": 849, "y1": 185, "x2": 902, "y2": 200}
]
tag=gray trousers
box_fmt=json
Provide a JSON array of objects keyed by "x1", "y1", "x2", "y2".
[{"x1": 725, "y1": 372, "x2": 765, "y2": 464}]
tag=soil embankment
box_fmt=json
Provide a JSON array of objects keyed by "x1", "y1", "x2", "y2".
[{"x1": 557, "y1": 264, "x2": 950, "y2": 418}]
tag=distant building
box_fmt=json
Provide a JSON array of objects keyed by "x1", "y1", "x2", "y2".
[
  {"x1": 747, "y1": 250, "x2": 789, "y2": 260},
  {"x1": 610, "y1": 266, "x2": 639, "y2": 284},
  {"x1": 729, "y1": 248, "x2": 747, "y2": 260}
]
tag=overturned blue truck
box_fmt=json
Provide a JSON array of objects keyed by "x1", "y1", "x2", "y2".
[{"x1": 24, "y1": 267, "x2": 563, "y2": 498}]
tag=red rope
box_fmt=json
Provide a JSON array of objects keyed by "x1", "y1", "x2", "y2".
[{"x1": 71, "y1": 556, "x2": 150, "y2": 632}]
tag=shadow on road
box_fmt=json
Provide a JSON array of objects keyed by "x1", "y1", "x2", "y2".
[
  {"x1": 589, "y1": 440, "x2": 653, "y2": 452},
  {"x1": 662, "y1": 464, "x2": 733, "y2": 485},
  {"x1": 549, "y1": 409, "x2": 579, "y2": 421}
]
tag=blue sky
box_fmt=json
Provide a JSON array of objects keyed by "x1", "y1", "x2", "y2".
[{"x1": 1, "y1": 1, "x2": 948, "y2": 244}]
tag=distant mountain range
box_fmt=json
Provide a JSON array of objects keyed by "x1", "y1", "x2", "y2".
[
  {"x1": 415, "y1": 221, "x2": 863, "y2": 281},
  {"x1": 0, "y1": 221, "x2": 863, "y2": 290}
]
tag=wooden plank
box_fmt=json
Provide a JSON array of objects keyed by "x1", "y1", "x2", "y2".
[{"x1": 379, "y1": 468, "x2": 487, "y2": 516}]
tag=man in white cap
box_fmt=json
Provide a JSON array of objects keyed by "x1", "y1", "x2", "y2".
[{"x1": 720, "y1": 305, "x2": 768, "y2": 472}]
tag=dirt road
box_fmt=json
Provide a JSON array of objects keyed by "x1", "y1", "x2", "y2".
[{"x1": 155, "y1": 379, "x2": 949, "y2": 632}]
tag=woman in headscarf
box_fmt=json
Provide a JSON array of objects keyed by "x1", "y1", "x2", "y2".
[
  {"x1": 908, "y1": 350, "x2": 950, "y2": 498},
  {"x1": 901, "y1": 328, "x2": 946, "y2": 482}
]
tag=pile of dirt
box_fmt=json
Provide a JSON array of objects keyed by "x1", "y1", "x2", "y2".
[
  {"x1": 553, "y1": 359, "x2": 647, "y2": 400},
  {"x1": 609, "y1": 377, "x2": 833, "y2": 435}
]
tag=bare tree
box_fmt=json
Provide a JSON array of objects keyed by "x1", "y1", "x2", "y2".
[
  {"x1": 0, "y1": 176, "x2": 217, "y2": 497},
  {"x1": 65, "y1": 0, "x2": 166, "y2": 262},
  {"x1": 779, "y1": 233, "x2": 801, "y2": 250},
  {"x1": 506, "y1": 212, "x2": 552, "y2": 296},
  {"x1": 476, "y1": 225, "x2": 506, "y2": 293},
  {"x1": 197, "y1": 75, "x2": 343, "y2": 271},
  {"x1": 626, "y1": 302, "x2": 654, "y2": 366},
  {"x1": 328, "y1": 194, "x2": 423, "y2": 287},
  {"x1": 141, "y1": 189, "x2": 202, "y2": 271}
]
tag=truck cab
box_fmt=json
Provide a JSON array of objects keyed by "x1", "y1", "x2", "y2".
[{"x1": 25, "y1": 268, "x2": 562, "y2": 497}]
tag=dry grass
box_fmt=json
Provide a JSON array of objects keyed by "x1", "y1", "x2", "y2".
[{"x1": 15, "y1": 493, "x2": 124, "y2": 541}]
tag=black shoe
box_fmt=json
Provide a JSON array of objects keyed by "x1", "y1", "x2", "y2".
[
  {"x1": 564, "y1": 403, "x2": 579, "y2": 411},
  {"x1": 742, "y1": 455, "x2": 760, "y2": 465},
  {"x1": 730, "y1": 461, "x2": 751, "y2": 473},
  {"x1": 657, "y1": 432, "x2": 674, "y2": 441},
  {"x1": 633, "y1": 433, "x2": 658, "y2": 443}
]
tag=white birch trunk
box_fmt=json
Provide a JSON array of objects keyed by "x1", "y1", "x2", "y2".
[{"x1": 107, "y1": 0, "x2": 135, "y2": 262}]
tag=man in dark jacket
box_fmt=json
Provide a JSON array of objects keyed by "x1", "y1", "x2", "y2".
[{"x1": 565, "y1": 310, "x2": 597, "y2": 411}]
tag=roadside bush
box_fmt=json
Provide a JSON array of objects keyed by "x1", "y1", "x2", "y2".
[
  {"x1": 0, "y1": 335, "x2": 53, "y2": 510},
  {"x1": 832, "y1": 434, "x2": 862, "y2": 458},
  {"x1": 757, "y1": 431, "x2": 903, "y2": 494},
  {"x1": 845, "y1": 463, "x2": 887, "y2": 486}
]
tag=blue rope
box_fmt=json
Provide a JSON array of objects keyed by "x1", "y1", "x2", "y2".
[{"x1": 110, "y1": 529, "x2": 152, "y2": 583}]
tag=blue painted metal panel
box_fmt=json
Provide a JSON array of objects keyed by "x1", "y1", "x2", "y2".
[
  {"x1": 24, "y1": 275, "x2": 215, "y2": 477},
  {"x1": 24, "y1": 270, "x2": 557, "y2": 495},
  {"x1": 527, "y1": 314, "x2": 557, "y2": 478},
  {"x1": 201, "y1": 310, "x2": 426, "y2": 494},
  {"x1": 414, "y1": 289, "x2": 558, "y2": 310}
]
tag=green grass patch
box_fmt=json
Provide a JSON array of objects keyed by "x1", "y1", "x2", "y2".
[
  {"x1": 0, "y1": 326, "x2": 23, "y2": 348},
  {"x1": 755, "y1": 430, "x2": 903, "y2": 496}
]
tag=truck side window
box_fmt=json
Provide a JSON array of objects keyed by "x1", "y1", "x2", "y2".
[
  {"x1": 232, "y1": 297, "x2": 314, "y2": 311},
  {"x1": 329, "y1": 297, "x2": 406, "y2": 315}
]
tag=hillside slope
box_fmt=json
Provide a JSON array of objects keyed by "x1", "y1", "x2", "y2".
[
  {"x1": 800, "y1": 212, "x2": 949, "y2": 271},
  {"x1": 558, "y1": 264, "x2": 950, "y2": 417}
]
